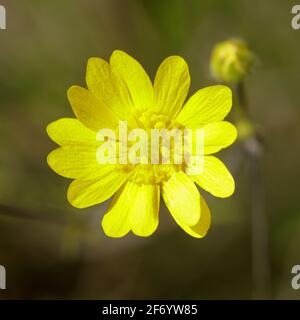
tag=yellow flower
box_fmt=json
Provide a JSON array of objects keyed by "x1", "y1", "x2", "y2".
[{"x1": 47, "y1": 50, "x2": 237, "y2": 238}]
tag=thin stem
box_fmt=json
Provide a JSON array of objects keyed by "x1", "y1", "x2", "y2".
[
  {"x1": 236, "y1": 82, "x2": 248, "y2": 114},
  {"x1": 235, "y1": 81, "x2": 271, "y2": 299}
]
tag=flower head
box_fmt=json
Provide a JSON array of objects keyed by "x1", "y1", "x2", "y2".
[
  {"x1": 210, "y1": 39, "x2": 254, "y2": 83},
  {"x1": 47, "y1": 50, "x2": 237, "y2": 238}
]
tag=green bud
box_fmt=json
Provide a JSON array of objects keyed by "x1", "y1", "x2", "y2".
[{"x1": 210, "y1": 39, "x2": 255, "y2": 83}]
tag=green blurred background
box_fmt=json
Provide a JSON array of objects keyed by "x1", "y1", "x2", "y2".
[{"x1": 0, "y1": 0, "x2": 300, "y2": 299}]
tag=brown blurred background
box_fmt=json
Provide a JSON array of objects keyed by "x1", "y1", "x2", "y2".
[{"x1": 0, "y1": 0, "x2": 300, "y2": 299}]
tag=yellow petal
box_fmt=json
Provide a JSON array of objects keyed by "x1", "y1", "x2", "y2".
[
  {"x1": 110, "y1": 50, "x2": 154, "y2": 112},
  {"x1": 162, "y1": 171, "x2": 200, "y2": 226},
  {"x1": 67, "y1": 85, "x2": 119, "y2": 132},
  {"x1": 175, "y1": 194, "x2": 211, "y2": 238},
  {"x1": 67, "y1": 172, "x2": 127, "y2": 208},
  {"x1": 47, "y1": 146, "x2": 115, "y2": 180},
  {"x1": 130, "y1": 184, "x2": 160, "y2": 237},
  {"x1": 191, "y1": 156, "x2": 235, "y2": 198},
  {"x1": 176, "y1": 85, "x2": 232, "y2": 128},
  {"x1": 203, "y1": 121, "x2": 237, "y2": 154},
  {"x1": 102, "y1": 182, "x2": 159, "y2": 238},
  {"x1": 154, "y1": 56, "x2": 190, "y2": 117},
  {"x1": 46, "y1": 118, "x2": 97, "y2": 146},
  {"x1": 86, "y1": 57, "x2": 134, "y2": 119}
]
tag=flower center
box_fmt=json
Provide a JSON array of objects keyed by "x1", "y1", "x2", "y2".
[
  {"x1": 114, "y1": 111, "x2": 186, "y2": 185},
  {"x1": 135, "y1": 110, "x2": 171, "y2": 130},
  {"x1": 128, "y1": 164, "x2": 180, "y2": 185}
]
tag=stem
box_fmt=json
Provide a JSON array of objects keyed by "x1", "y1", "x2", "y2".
[
  {"x1": 236, "y1": 82, "x2": 248, "y2": 114},
  {"x1": 236, "y1": 82, "x2": 271, "y2": 299}
]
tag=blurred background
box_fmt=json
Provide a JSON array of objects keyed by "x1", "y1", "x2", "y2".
[{"x1": 0, "y1": 0, "x2": 300, "y2": 299}]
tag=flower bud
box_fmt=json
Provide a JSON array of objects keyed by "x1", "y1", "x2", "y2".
[{"x1": 210, "y1": 39, "x2": 254, "y2": 83}]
